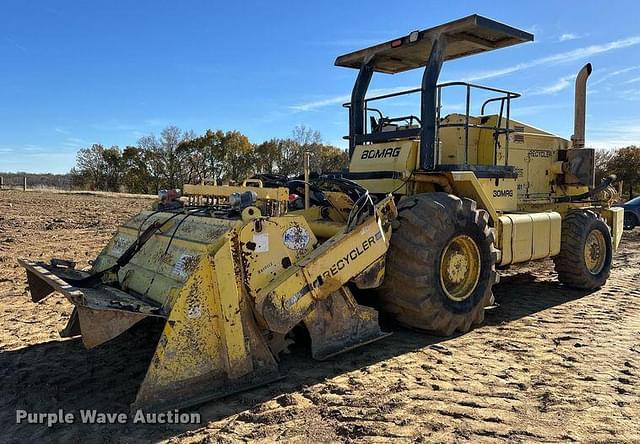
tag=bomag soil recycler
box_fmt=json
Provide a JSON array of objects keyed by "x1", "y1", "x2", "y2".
[{"x1": 20, "y1": 15, "x2": 624, "y2": 411}]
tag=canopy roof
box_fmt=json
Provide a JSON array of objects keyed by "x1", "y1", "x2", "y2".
[{"x1": 334, "y1": 15, "x2": 533, "y2": 74}]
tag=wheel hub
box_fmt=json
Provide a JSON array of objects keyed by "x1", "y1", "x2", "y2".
[
  {"x1": 584, "y1": 229, "x2": 606, "y2": 275},
  {"x1": 446, "y1": 253, "x2": 469, "y2": 284},
  {"x1": 440, "y1": 235, "x2": 481, "y2": 302}
]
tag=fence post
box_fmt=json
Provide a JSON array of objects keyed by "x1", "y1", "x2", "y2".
[
  {"x1": 23, "y1": 176, "x2": 27, "y2": 191},
  {"x1": 0, "y1": 176, "x2": 3, "y2": 190}
]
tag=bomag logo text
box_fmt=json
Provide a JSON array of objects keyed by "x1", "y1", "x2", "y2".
[
  {"x1": 493, "y1": 189, "x2": 514, "y2": 198},
  {"x1": 360, "y1": 147, "x2": 401, "y2": 159},
  {"x1": 321, "y1": 231, "x2": 383, "y2": 280}
]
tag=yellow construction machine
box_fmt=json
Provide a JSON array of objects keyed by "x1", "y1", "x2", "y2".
[
  {"x1": 20, "y1": 186, "x2": 396, "y2": 411},
  {"x1": 20, "y1": 15, "x2": 623, "y2": 411}
]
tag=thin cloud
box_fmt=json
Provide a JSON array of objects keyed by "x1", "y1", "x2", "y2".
[
  {"x1": 588, "y1": 119, "x2": 640, "y2": 148},
  {"x1": 619, "y1": 89, "x2": 640, "y2": 101},
  {"x1": 62, "y1": 137, "x2": 88, "y2": 148},
  {"x1": 591, "y1": 65, "x2": 640, "y2": 86},
  {"x1": 290, "y1": 36, "x2": 640, "y2": 112},
  {"x1": 625, "y1": 76, "x2": 640, "y2": 84},
  {"x1": 20, "y1": 144, "x2": 49, "y2": 153},
  {"x1": 559, "y1": 33, "x2": 585, "y2": 42},
  {"x1": 289, "y1": 95, "x2": 349, "y2": 112},
  {"x1": 290, "y1": 86, "x2": 416, "y2": 112},
  {"x1": 465, "y1": 35, "x2": 640, "y2": 82},
  {"x1": 4, "y1": 36, "x2": 27, "y2": 53},
  {"x1": 527, "y1": 75, "x2": 574, "y2": 96}
]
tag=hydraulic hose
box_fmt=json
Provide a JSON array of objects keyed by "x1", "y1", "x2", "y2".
[{"x1": 553, "y1": 174, "x2": 616, "y2": 203}]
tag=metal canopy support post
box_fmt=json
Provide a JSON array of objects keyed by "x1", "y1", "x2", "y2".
[
  {"x1": 420, "y1": 36, "x2": 447, "y2": 170},
  {"x1": 506, "y1": 95, "x2": 511, "y2": 165},
  {"x1": 465, "y1": 84, "x2": 471, "y2": 164},
  {"x1": 349, "y1": 62, "x2": 374, "y2": 158}
]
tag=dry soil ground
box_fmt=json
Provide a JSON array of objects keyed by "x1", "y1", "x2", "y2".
[{"x1": 0, "y1": 190, "x2": 638, "y2": 443}]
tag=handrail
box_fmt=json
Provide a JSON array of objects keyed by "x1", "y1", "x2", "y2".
[
  {"x1": 342, "y1": 80, "x2": 522, "y2": 170},
  {"x1": 438, "y1": 81, "x2": 520, "y2": 98},
  {"x1": 342, "y1": 82, "x2": 520, "y2": 107}
]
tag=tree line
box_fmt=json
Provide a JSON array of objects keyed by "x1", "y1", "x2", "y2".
[
  {"x1": 71, "y1": 125, "x2": 349, "y2": 193},
  {"x1": 11, "y1": 132, "x2": 639, "y2": 200},
  {"x1": 0, "y1": 172, "x2": 72, "y2": 189},
  {"x1": 595, "y1": 146, "x2": 640, "y2": 199}
]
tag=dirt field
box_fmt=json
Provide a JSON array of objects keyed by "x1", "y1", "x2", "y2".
[{"x1": 0, "y1": 190, "x2": 638, "y2": 443}]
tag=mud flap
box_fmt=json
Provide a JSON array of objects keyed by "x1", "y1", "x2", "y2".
[
  {"x1": 132, "y1": 244, "x2": 281, "y2": 412},
  {"x1": 304, "y1": 287, "x2": 391, "y2": 360}
]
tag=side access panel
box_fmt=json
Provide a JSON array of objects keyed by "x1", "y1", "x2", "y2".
[
  {"x1": 348, "y1": 140, "x2": 418, "y2": 194},
  {"x1": 478, "y1": 178, "x2": 518, "y2": 212}
]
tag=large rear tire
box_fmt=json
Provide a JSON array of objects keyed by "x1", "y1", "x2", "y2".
[
  {"x1": 554, "y1": 210, "x2": 612, "y2": 290},
  {"x1": 380, "y1": 193, "x2": 499, "y2": 336}
]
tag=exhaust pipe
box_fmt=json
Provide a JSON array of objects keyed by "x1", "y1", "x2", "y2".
[{"x1": 571, "y1": 63, "x2": 592, "y2": 148}]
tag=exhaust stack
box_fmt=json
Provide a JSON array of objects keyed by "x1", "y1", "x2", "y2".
[{"x1": 571, "y1": 63, "x2": 592, "y2": 148}]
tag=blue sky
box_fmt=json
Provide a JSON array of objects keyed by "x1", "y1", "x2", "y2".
[{"x1": 1, "y1": 0, "x2": 640, "y2": 173}]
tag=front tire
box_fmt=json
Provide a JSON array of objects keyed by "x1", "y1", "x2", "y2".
[
  {"x1": 554, "y1": 210, "x2": 613, "y2": 290},
  {"x1": 380, "y1": 193, "x2": 499, "y2": 336}
]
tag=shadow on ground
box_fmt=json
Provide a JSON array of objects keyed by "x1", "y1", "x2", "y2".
[
  {"x1": 486, "y1": 271, "x2": 593, "y2": 325},
  {"x1": 0, "y1": 271, "x2": 592, "y2": 442}
]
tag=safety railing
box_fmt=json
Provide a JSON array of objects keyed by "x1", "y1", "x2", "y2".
[
  {"x1": 343, "y1": 81, "x2": 520, "y2": 167},
  {"x1": 436, "y1": 82, "x2": 520, "y2": 166}
]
